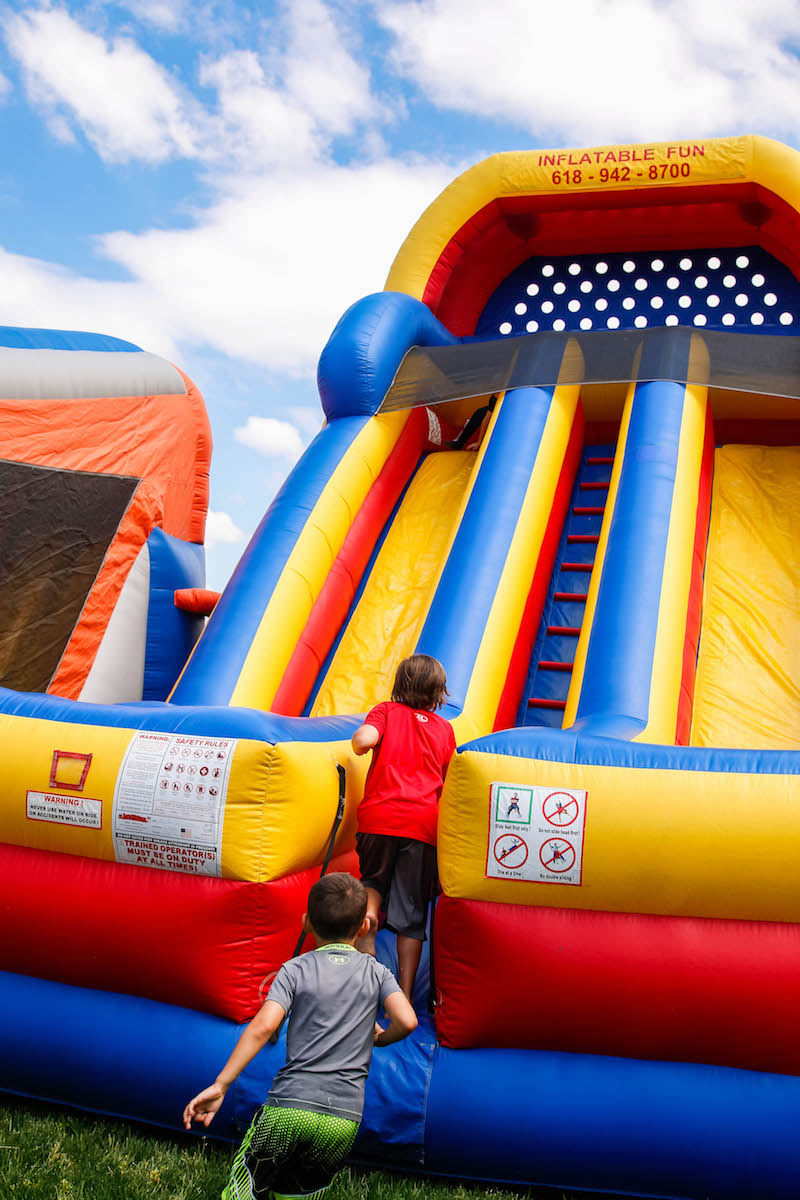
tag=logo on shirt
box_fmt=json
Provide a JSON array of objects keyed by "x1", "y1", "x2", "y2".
[
  {"x1": 414, "y1": 713, "x2": 429, "y2": 723},
  {"x1": 328, "y1": 954, "x2": 350, "y2": 965}
]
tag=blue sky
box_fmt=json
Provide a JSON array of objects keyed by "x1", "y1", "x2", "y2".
[{"x1": 0, "y1": 0, "x2": 798, "y2": 588}]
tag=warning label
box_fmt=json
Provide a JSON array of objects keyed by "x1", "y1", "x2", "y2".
[
  {"x1": 486, "y1": 782, "x2": 587, "y2": 885},
  {"x1": 111, "y1": 732, "x2": 237, "y2": 876},
  {"x1": 27, "y1": 790, "x2": 103, "y2": 829}
]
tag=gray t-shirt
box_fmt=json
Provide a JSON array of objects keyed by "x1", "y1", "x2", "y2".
[{"x1": 266, "y1": 944, "x2": 402, "y2": 1121}]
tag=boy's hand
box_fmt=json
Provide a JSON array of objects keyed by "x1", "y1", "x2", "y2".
[
  {"x1": 183, "y1": 1082, "x2": 227, "y2": 1130},
  {"x1": 373, "y1": 1020, "x2": 384, "y2": 1043}
]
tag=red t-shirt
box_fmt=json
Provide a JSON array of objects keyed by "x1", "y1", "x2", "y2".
[{"x1": 357, "y1": 701, "x2": 456, "y2": 846}]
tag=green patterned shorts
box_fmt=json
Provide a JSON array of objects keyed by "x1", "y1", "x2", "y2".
[{"x1": 222, "y1": 1103, "x2": 359, "y2": 1200}]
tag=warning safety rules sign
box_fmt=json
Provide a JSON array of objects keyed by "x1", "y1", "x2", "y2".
[{"x1": 485, "y1": 781, "x2": 587, "y2": 885}]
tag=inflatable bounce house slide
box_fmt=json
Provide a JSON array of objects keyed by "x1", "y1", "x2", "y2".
[{"x1": 2, "y1": 133, "x2": 800, "y2": 1199}]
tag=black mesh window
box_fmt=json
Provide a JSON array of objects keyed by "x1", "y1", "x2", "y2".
[{"x1": 0, "y1": 459, "x2": 139, "y2": 693}]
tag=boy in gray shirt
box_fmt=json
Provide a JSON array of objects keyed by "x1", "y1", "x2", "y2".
[{"x1": 184, "y1": 873, "x2": 417, "y2": 1200}]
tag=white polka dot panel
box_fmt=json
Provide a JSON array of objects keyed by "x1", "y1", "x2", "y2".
[{"x1": 479, "y1": 246, "x2": 800, "y2": 337}]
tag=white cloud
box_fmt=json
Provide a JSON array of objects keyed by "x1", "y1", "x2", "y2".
[
  {"x1": 205, "y1": 509, "x2": 245, "y2": 549},
  {"x1": 282, "y1": 0, "x2": 380, "y2": 135},
  {"x1": 6, "y1": 8, "x2": 199, "y2": 163},
  {"x1": 120, "y1": 0, "x2": 187, "y2": 32},
  {"x1": 199, "y1": 51, "x2": 323, "y2": 169},
  {"x1": 377, "y1": 0, "x2": 800, "y2": 144},
  {"x1": 0, "y1": 246, "x2": 178, "y2": 358},
  {"x1": 235, "y1": 415, "x2": 306, "y2": 461},
  {"x1": 97, "y1": 156, "x2": 455, "y2": 371}
]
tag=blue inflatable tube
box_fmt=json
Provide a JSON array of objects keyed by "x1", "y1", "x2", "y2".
[
  {"x1": 425, "y1": 1045, "x2": 800, "y2": 1199},
  {"x1": 575, "y1": 378, "x2": 688, "y2": 739},
  {"x1": 418, "y1": 385, "x2": 557, "y2": 715}
]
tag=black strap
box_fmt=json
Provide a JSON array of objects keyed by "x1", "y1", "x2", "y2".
[
  {"x1": 449, "y1": 394, "x2": 497, "y2": 449},
  {"x1": 268, "y1": 764, "x2": 347, "y2": 1043}
]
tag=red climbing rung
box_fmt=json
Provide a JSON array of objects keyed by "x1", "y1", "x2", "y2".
[
  {"x1": 586, "y1": 456, "x2": 615, "y2": 464},
  {"x1": 547, "y1": 625, "x2": 581, "y2": 636},
  {"x1": 561, "y1": 562, "x2": 593, "y2": 572},
  {"x1": 528, "y1": 698, "x2": 567, "y2": 710},
  {"x1": 568, "y1": 534, "x2": 600, "y2": 544},
  {"x1": 580, "y1": 481, "x2": 610, "y2": 490},
  {"x1": 572, "y1": 506, "x2": 605, "y2": 515},
  {"x1": 538, "y1": 661, "x2": 574, "y2": 671},
  {"x1": 554, "y1": 592, "x2": 588, "y2": 602}
]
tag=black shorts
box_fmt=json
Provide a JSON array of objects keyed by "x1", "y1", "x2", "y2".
[
  {"x1": 356, "y1": 833, "x2": 437, "y2": 942},
  {"x1": 224, "y1": 1103, "x2": 358, "y2": 1200}
]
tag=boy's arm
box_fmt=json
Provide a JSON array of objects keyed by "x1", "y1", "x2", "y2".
[
  {"x1": 374, "y1": 990, "x2": 418, "y2": 1047},
  {"x1": 182, "y1": 999, "x2": 285, "y2": 1129},
  {"x1": 352, "y1": 722, "x2": 381, "y2": 756}
]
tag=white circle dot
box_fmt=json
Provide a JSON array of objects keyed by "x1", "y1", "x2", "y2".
[
  {"x1": 634, "y1": 315, "x2": 648, "y2": 328},
  {"x1": 678, "y1": 295, "x2": 692, "y2": 308},
  {"x1": 526, "y1": 320, "x2": 539, "y2": 332},
  {"x1": 526, "y1": 283, "x2": 540, "y2": 296},
  {"x1": 607, "y1": 279, "x2": 620, "y2": 292},
  {"x1": 580, "y1": 280, "x2": 593, "y2": 293},
  {"x1": 568, "y1": 263, "x2": 581, "y2": 275},
  {"x1": 694, "y1": 276, "x2": 708, "y2": 289},
  {"x1": 707, "y1": 294, "x2": 720, "y2": 307},
  {"x1": 722, "y1": 313, "x2": 735, "y2": 326},
  {"x1": 650, "y1": 258, "x2": 664, "y2": 271},
  {"x1": 622, "y1": 297, "x2": 636, "y2": 310},
  {"x1": 595, "y1": 298, "x2": 608, "y2": 311},
  {"x1": 751, "y1": 273, "x2": 765, "y2": 287},
  {"x1": 764, "y1": 292, "x2": 777, "y2": 306},
  {"x1": 541, "y1": 300, "x2": 554, "y2": 313},
  {"x1": 722, "y1": 274, "x2": 736, "y2": 288},
  {"x1": 666, "y1": 277, "x2": 680, "y2": 290},
  {"x1": 515, "y1": 302, "x2": 527, "y2": 315},
  {"x1": 736, "y1": 255, "x2": 750, "y2": 268},
  {"x1": 543, "y1": 264, "x2": 555, "y2": 276},
  {"x1": 635, "y1": 278, "x2": 648, "y2": 291},
  {"x1": 553, "y1": 281, "x2": 566, "y2": 295},
  {"x1": 499, "y1": 322, "x2": 512, "y2": 335},
  {"x1": 735, "y1": 293, "x2": 748, "y2": 307},
  {"x1": 693, "y1": 313, "x2": 707, "y2": 326},
  {"x1": 595, "y1": 261, "x2": 609, "y2": 274},
  {"x1": 650, "y1": 296, "x2": 663, "y2": 309},
  {"x1": 553, "y1": 318, "x2": 566, "y2": 331},
  {"x1": 665, "y1": 315, "x2": 679, "y2": 326},
  {"x1": 707, "y1": 256, "x2": 721, "y2": 269},
  {"x1": 568, "y1": 299, "x2": 581, "y2": 313},
  {"x1": 679, "y1": 257, "x2": 693, "y2": 270},
  {"x1": 607, "y1": 316, "x2": 620, "y2": 329},
  {"x1": 580, "y1": 318, "x2": 593, "y2": 330},
  {"x1": 780, "y1": 312, "x2": 793, "y2": 325},
  {"x1": 623, "y1": 260, "x2": 636, "y2": 273},
  {"x1": 751, "y1": 312, "x2": 764, "y2": 325}
]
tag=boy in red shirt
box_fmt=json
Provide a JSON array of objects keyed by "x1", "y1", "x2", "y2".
[{"x1": 351, "y1": 654, "x2": 456, "y2": 1001}]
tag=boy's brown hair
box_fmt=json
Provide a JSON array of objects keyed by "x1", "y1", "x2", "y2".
[
  {"x1": 307, "y1": 872, "x2": 367, "y2": 941},
  {"x1": 391, "y1": 654, "x2": 449, "y2": 711}
]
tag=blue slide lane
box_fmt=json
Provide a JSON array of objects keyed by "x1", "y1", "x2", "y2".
[{"x1": 170, "y1": 416, "x2": 370, "y2": 708}]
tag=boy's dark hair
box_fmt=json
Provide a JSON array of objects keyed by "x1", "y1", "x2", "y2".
[
  {"x1": 391, "y1": 654, "x2": 449, "y2": 711},
  {"x1": 307, "y1": 873, "x2": 367, "y2": 941}
]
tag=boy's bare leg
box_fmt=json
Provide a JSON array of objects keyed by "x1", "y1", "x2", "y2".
[
  {"x1": 355, "y1": 887, "x2": 382, "y2": 956},
  {"x1": 396, "y1": 935, "x2": 423, "y2": 1002}
]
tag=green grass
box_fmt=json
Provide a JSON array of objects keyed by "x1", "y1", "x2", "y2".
[{"x1": 0, "y1": 1097, "x2": 624, "y2": 1200}]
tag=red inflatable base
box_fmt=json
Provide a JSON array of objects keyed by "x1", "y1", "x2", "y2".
[
  {"x1": 0, "y1": 843, "x2": 358, "y2": 1022},
  {"x1": 435, "y1": 896, "x2": 800, "y2": 1075}
]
